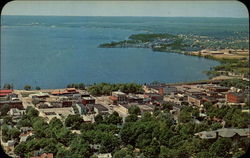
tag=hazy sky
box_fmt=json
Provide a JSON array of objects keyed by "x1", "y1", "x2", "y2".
[{"x1": 1, "y1": 1, "x2": 248, "y2": 18}]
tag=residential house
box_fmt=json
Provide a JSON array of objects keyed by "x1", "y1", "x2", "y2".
[
  {"x1": 31, "y1": 153, "x2": 53, "y2": 158},
  {"x1": 158, "y1": 86, "x2": 178, "y2": 96},
  {"x1": 112, "y1": 91, "x2": 127, "y2": 103},
  {"x1": 0, "y1": 100, "x2": 24, "y2": 110},
  {"x1": 195, "y1": 128, "x2": 250, "y2": 140},
  {"x1": 19, "y1": 131, "x2": 33, "y2": 142},
  {"x1": 75, "y1": 103, "x2": 86, "y2": 115},
  {"x1": 82, "y1": 97, "x2": 95, "y2": 105},
  {"x1": 94, "y1": 153, "x2": 112, "y2": 158},
  {"x1": 0, "y1": 89, "x2": 13, "y2": 97},
  {"x1": 127, "y1": 95, "x2": 143, "y2": 104},
  {"x1": 226, "y1": 92, "x2": 245, "y2": 103},
  {"x1": 144, "y1": 93, "x2": 163, "y2": 102},
  {"x1": 93, "y1": 104, "x2": 109, "y2": 115}
]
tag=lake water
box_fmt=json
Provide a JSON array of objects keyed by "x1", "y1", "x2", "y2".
[{"x1": 1, "y1": 16, "x2": 247, "y2": 89}]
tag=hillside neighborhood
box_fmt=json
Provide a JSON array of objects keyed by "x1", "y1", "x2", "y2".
[{"x1": 0, "y1": 76, "x2": 249, "y2": 157}]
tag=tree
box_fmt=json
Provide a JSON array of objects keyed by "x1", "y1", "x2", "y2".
[
  {"x1": 14, "y1": 142, "x2": 27, "y2": 157},
  {"x1": 49, "y1": 117, "x2": 63, "y2": 129},
  {"x1": 3, "y1": 83, "x2": 13, "y2": 89},
  {"x1": 65, "y1": 114, "x2": 84, "y2": 129},
  {"x1": 128, "y1": 105, "x2": 141, "y2": 115},
  {"x1": 209, "y1": 138, "x2": 232, "y2": 157},
  {"x1": 94, "y1": 114, "x2": 104, "y2": 124},
  {"x1": 113, "y1": 148, "x2": 133, "y2": 158},
  {"x1": 55, "y1": 127, "x2": 73, "y2": 146},
  {"x1": 78, "y1": 83, "x2": 85, "y2": 90},
  {"x1": 211, "y1": 122, "x2": 222, "y2": 130},
  {"x1": 100, "y1": 133, "x2": 121, "y2": 153},
  {"x1": 103, "y1": 112, "x2": 122, "y2": 125},
  {"x1": 125, "y1": 114, "x2": 138, "y2": 122},
  {"x1": 35, "y1": 86, "x2": 41, "y2": 90},
  {"x1": 26, "y1": 106, "x2": 39, "y2": 118},
  {"x1": 70, "y1": 138, "x2": 92, "y2": 157},
  {"x1": 203, "y1": 102, "x2": 212, "y2": 110},
  {"x1": 24, "y1": 85, "x2": 32, "y2": 90},
  {"x1": 0, "y1": 104, "x2": 10, "y2": 116},
  {"x1": 179, "y1": 110, "x2": 192, "y2": 123},
  {"x1": 10, "y1": 127, "x2": 21, "y2": 140},
  {"x1": 161, "y1": 102, "x2": 173, "y2": 111}
]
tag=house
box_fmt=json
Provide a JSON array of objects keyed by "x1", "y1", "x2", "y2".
[
  {"x1": 31, "y1": 153, "x2": 53, "y2": 158},
  {"x1": 19, "y1": 131, "x2": 33, "y2": 142},
  {"x1": 195, "y1": 128, "x2": 250, "y2": 140},
  {"x1": 136, "y1": 104, "x2": 154, "y2": 113},
  {"x1": 118, "y1": 104, "x2": 131, "y2": 114},
  {"x1": 0, "y1": 100, "x2": 24, "y2": 110},
  {"x1": 29, "y1": 92, "x2": 49, "y2": 99},
  {"x1": 226, "y1": 92, "x2": 245, "y2": 103},
  {"x1": 112, "y1": 91, "x2": 127, "y2": 103},
  {"x1": 127, "y1": 95, "x2": 143, "y2": 104},
  {"x1": 8, "y1": 108, "x2": 25, "y2": 117},
  {"x1": 94, "y1": 153, "x2": 112, "y2": 158},
  {"x1": 20, "y1": 127, "x2": 33, "y2": 133},
  {"x1": 66, "y1": 88, "x2": 77, "y2": 93},
  {"x1": 82, "y1": 97, "x2": 95, "y2": 105},
  {"x1": 194, "y1": 131, "x2": 217, "y2": 139},
  {"x1": 93, "y1": 104, "x2": 109, "y2": 115},
  {"x1": 75, "y1": 103, "x2": 86, "y2": 115},
  {"x1": 187, "y1": 95, "x2": 204, "y2": 107},
  {"x1": 144, "y1": 93, "x2": 163, "y2": 102},
  {"x1": 202, "y1": 96, "x2": 218, "y2": 104},
  {"x1": 8, "y1": 108, "x2": 25, "y2": 122},
  {"x1": 51, "y1": 88, "x2": 78, "y2": 96},
  {"x1": 62, "y1": 100, "x2": 72, "y2": 107},
  {"x1": 0, "y1": 89, "x2": 13, "y2": 97},
  {"x1": 158, "y1": 86, "x2": 178, "y2": 95},
  {"x1": 207, "y1": 86, "x2": 230, "y2": 93},
  {"x1": 109, "y1": 96, "x2": 118, "y2": 105}
]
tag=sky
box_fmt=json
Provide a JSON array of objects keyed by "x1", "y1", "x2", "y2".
[{"x1": 1, "y1": 1, "x2": 248, "y2": 18}]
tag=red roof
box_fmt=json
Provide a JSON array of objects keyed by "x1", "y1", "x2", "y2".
[
  {"x1": 0, "y1": 89, "x2": 13, "y2": 93},
  {"x1": 31, "y1": 153, "x2": 53, "y2": 158},
  {"x1": 0, "y1": 93, "x2": 10, "y2": 96},
  {"x1": 109, "y1": 96, "x2": 118, "y2": 101}
]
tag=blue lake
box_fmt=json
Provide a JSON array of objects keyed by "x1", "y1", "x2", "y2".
[{"x1": 2, "y1": 16, "x2": 247, "y2": 89}]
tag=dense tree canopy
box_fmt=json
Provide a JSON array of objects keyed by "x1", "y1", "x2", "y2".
[{"x1": 88, "y1": 83, "x2": 144, "y2": 96}]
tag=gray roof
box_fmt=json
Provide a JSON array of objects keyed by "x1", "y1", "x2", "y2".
[
  {"x1": 194, "y1": 131, "x2": 217, "y2": 139},
  {"x1": 195, "y1": 128, "x2": 250, "y2": 139}
]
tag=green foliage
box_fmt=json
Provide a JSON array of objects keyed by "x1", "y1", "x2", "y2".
[
  {"x1": 14, "y1": 142, "x2": 27, "y2": 157},
  {"x1": 128, "y1": 105, "x2": 141, "y2": 115},
  {"x1": 113, "y1": 148, "x2": 133, "y2": 158},
  {"x1": 0, "y1": 104, "x2": 10, "y2": 116},
  {"x1": 24, "y1": 85, "x2": 32, "y2": 90},
  {"x1": 65, "y1": 114, "x2": 84, "y2": 130},
  {"x1": 94, "y1": 114, "x2": 104, "y2": 124},
  {"x1": 67, "y1": 83, "x2": 85, "y2": 90},
  {"x1": 88, "y1": 83, "x2": 144, "y2": 96},
  {"x1": 209, "y1": 138, "x2": 232, "y2": 157},
  {"x1": 210, "y1": 122, "x2": 223, "y2": 130},
  {"x1": 220, "y1": 78, "x2": 249, "y2": 90},
  {"x1": 9, "y1": 127, "x2": 21, "y2": 140},
  {"x1": 49, "y1": 117, "x2": 63, "y2": 129},
  {"x1": 125, "y1": 114, "x2": 138, "y2": 122},
  {"x1": 103, "y1": 111, "x2": 122, "y2": 125},
  {"x1": 3, "y1": 83, "x2": 13, "y2": 89},
  {"x1": 129, "y1": 33, "x2": 176, "y2": 42},
  {"x1": 26, "y1": 106, "x2": 39, "y2": 118},
  {"x1": 161, "y1": 102, "x2": 173, "y2": 111},
  {"x1": 35, "y1": 86, "x2": 41, "y2": 90}
]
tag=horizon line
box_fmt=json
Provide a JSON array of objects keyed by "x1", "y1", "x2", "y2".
[{"x1": 1, "y1": 14, "x2": 248, "y2": 19}]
